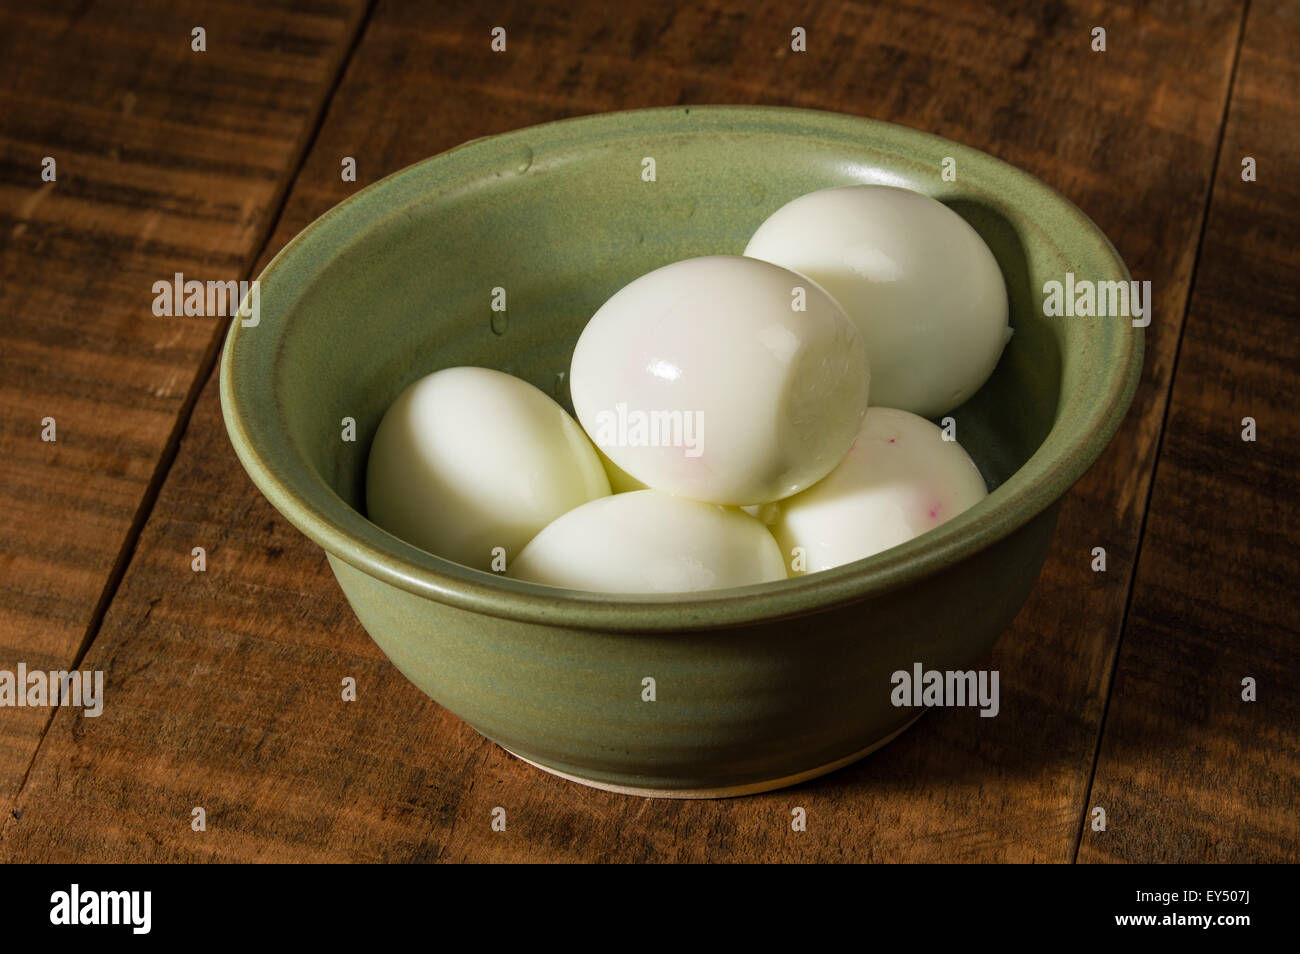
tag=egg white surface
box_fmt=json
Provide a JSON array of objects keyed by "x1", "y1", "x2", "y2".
[
  {"x1": 771, "y1": 406, "x2": 988, "y2": 574},
  {"x1": 509, "y1": 489, "x2": 786, "y2": 593},
  {"x1": 745, "y1": 184, "x2": 1010, "y2": 419},
  {"x1": 569, "y1": 255, "x2": 870, "y2": 506},
  {"x1": 365, "y1": 366, "x2": 610, "y2": 571}
]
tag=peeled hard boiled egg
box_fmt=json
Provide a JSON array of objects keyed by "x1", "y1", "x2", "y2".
[
  {"x1": 770, "y1": 406, "x2": 988, "y2": 574},
  {"x1": 365, "y1": 366, "x2": 610, "y2": 571},
  {"x1": 569, "y1": 255, "x2": 869, "y2": 506},
  {"x1": 595, "y1": 446, "x2": 648, "y2": 494},
  {"x1": 744, "y1": 184, "x2": 1011, "y2": 419},
  {"x1": 509, "y1": 490, "x2": 787, "y2": 593}
]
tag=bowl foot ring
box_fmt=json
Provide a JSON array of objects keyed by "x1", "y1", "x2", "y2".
[{"x1": 499, "y1": 713, "x2": 925, "y2": 799}]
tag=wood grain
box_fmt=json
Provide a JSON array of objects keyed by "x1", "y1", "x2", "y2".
[
  {"x1": 0, "y1": 0, "x2": 368, "y2": 808},
  {"x1": 1078, "y1": 0, "x2": 1300, "y2": 863},
  {"x1": 1, "y1": 0, "x2": 1254, "y2": 861}
]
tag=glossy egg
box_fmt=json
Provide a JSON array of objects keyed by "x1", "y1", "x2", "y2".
[
  {"x1": 509, "y1": 490, "x2": 787, "y2": 593},
  {"x1": 365, "y1": 366, "x2": 610, "y2": 571},
  {"x1": 744, "y1": 184, "x2": 1011, "y2": 418},
  {"x1": 569, "y1": 255, "x2": 870, "y2": 506},
  {"x1": 770, "y1": 406, "x2": 988, "y2": 573}
]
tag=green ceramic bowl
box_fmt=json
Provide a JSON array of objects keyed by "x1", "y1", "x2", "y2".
[{"x1": 220, "y1": 106, "x2": 1141, "y2": 797}]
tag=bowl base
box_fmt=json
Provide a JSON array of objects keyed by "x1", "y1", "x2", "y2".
[{"x1": 499, "y1": 713, "x2": 925, "y2": 799}]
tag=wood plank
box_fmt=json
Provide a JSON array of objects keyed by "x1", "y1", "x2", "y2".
[
  {"x1": 3, "y1": 0, "x2": 1243, "y2": 861},
  {"x1": 0, "y1": 0, "x2": 369, "y2": 808},
  {"x1": 1078, "y1": 0, "x2": 1300, "y2": 864}
]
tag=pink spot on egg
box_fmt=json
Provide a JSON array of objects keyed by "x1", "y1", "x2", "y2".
[{"x1": 888, "y1": 438, "x2": 896, "y2": 444}]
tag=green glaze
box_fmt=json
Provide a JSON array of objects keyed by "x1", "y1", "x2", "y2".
[{"x1": 220, "y1": 106, "x2": 1142, "y2": 794}]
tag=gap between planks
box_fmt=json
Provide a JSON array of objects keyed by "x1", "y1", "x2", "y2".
[
  {"x1": 1068, "y1": 0, "x2": 1253, "y2": 864},
  {"x1": 0, "y1": 0, "x2": 380, "y2": 835}
]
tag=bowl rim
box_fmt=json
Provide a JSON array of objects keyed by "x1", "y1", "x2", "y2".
[{"x1": 220, "y1": 104, "x2": 1143, "y2": 633}]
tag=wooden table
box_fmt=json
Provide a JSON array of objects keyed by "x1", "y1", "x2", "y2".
[{"x1": 1, "y1": 0, "x2": 1295, "y2": 863}]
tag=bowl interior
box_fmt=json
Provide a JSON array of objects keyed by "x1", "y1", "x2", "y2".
[{"x1": 221, "y1": 106, "x2": 1140, "y2": 630}]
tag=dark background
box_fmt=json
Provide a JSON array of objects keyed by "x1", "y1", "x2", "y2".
[{"x1": 0, "y1": 0, "x2": 1295, "y2": 862}]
